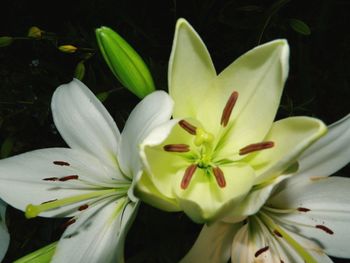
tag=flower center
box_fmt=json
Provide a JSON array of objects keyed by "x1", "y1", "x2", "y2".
[{"x1": 164, "y1": 90, "x2": 275, "y2": 190}]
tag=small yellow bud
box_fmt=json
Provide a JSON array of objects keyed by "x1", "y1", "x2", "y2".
[
  {"x1": 58, "y1": 45, "x2": 78, "y2": 53},
  {"x1": 28, "y1": 26, "x2": 43, "y2": 39},
  {"x1": 0, "y1": 36, "x2": 13, "y2": 47}
]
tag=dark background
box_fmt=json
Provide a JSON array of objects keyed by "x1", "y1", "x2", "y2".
[{"x1": 0, "y1": 0, "x2": 349, "y2": 262}]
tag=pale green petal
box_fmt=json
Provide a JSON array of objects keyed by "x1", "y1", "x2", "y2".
[
  {"x1": 169, "y1": 18, "x2": 216, "y2": 120},
  {"x1": 250, "y1": 117, "x2": 327, "y2": 184},
  {"x1": 135, "y1": 172, "x2": 180, "y2": 212},
  {"x1": 173, "y1": 164, "x2": 255, "y2": 223},
  {"x1": 52, "y1": 79, "x2": 121, "y2": 169},
  {"x1": 119, "y1": 90, "x2": 173, "y2": 178},
  {"x1": 180, "y1": 221, "x2": 239, "y2": 263},
  {"x1": 207, "y1": 40, "x2": 290, "y2": 147},
  {"x1": 269, "y1": 177, "x2": 350, "y2": 258}
]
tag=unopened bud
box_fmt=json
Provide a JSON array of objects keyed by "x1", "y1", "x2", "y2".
[
  {"x1": 58, "y1": 45, "x2": 78, "y2": 53},
  {"x1": 28, "y1": 26, "x2": 43, "y2": 39},
  {"x1": 0, "y1": 36, "x2": 13, "y2": 47},
  {"x1": 74, "y1": 61, "x2": 85, "y2": 80},
  {"x1": 95, "y1": 26, "x2": 155, "y2": 98}
]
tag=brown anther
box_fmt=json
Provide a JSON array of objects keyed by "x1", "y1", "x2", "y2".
[
  {"x1": 316, "y1": 225, "x2": 334, "y2": 235},
  {"x1": 254, "y1": 246, "x2": 269, "y2": 257},
  {"x1": 297, "y1": 207, "x2": 311, "y2": 212},
  {"x1": 239, "y1": 141, "x2": 274, "y2": 155},
  {"x1": 163, "y1": 144, "x2": 190, "y2": 152},
  {"x1": 42, "y1": 177, "x2": 59, "y2": 181},
  {"x1": 181, "y1": 164, "x2": 197, "y2": 189},
  {"x1": 78, "y1": 204, "x2": 89, "y2": 211},
  {"x1": 61, "y1": 218, "x2": 76, "y2": 229},
  {"x1": 212, "y1": 167, "x2": 226, "y2": 188},
  {"x1": 41, "y1": 199, "x2": 58, "y2": 204},
  {"x1": 274, "y1": 229, "x2": 283, "y2": 237},
  {"x1": 53, "y1": 161, "x2": 70, "y2": 166},
  {"x1": 59, "y1": 175, "x2": 79, "y2": 181},
  {"x1": 179, "y1": 120, "x2": 197, "y2": 135},
  {"x1": 220, "y1": 91, "x2": 239, "y2": 127}
]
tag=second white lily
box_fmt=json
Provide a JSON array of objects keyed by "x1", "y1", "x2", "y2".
[{"x1": 0, "y1": 79, "x2": 173, "y2": 262}]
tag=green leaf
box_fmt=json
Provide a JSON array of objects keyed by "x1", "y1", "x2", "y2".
[
  {"x1": 288, "y1": 18, "x2": 311, "y2": 35},
  {"x1": 13, "y1": 242, "x2": 57, "y2": 263}
]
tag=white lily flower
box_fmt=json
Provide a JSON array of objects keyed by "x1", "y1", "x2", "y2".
[
  {"x1": 0, "y1": 79, "x2": 173, "y2": 263},
  {"x1": 0, "y1": 199, "x2": 9, "y2": 262},
  {"x1": 181, "y1": 114, "x2": 350, "y2": 263}
]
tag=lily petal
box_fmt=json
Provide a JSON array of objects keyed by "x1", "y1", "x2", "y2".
[
  {"x1": 0, "y1": 200, "x2": 9, "y2": 262},
  {"x1": 169, "y1": 18, "x2": 216, "y2": 120},
  {"x1": 0, "y1": 148, "x2": 127, "y2": 217},
  {"x1": 52, "y1": 79, "x2": 121, "y2": 169},
  {"x1": 119, "y1": 91, "x2": 173, "y2": 178},
  {"x1": 296, "y1": 113, "x2": 350, "y2": 179},
  {"x1": 269, "y1": 177, "x2": 350, "y2": 258},
  {"x1": 52, "y1": 197, "x2": 139, "y2": 263},
  {"x1": 173, "y1": 164, "x2": 255, "y2": 223},
  {"x1": 223, "y1": 174, "x2": 291, "y2": 222},
  {"x1": 214, "y1": 40, "x2": 289, "y2": 154},
  {"x1": 180, "y1": 221, "x2": 239, "y2": 263},
  {"x1": 250, "y1": 116, "x2": 327, "y2": 184}
]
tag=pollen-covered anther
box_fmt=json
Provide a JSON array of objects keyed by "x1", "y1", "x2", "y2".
[
  {"x1": 255, "y1": 246, "x2": 269, "y2": 257},
  {"x1": 78, "y1": 204, "x2": 89, "y2": 211},
  {"x1": 163, "y1": 144, "x2": 190, "y2": 152},
  {"x1": 43, "y1": 177, "x2": 59, "y2": 181},
  {"x1": 316, "y1": 224, "x2": 334, "y2": 235},
  {"x1": 239, "y1": 141, "x2": 274, "y2": 155},
  {"x1": 212, "y1": 167, "x2": 226, "y2": 188},
  {"x1": 297, "y1": 207, "x2": 311, "y2": 212},
  {"x1": 53, "y1": 161, "x2": 70, "y2": 166},
  {"x1": 181, "y1": 164, "x2": 197, "y2": 189},
  {"x1": 220, "y1": 91, "x2": 239, "y2": 127},
  {"x1": 274, "y1": 229, "x2": 283, "y2": 237},
  {"x1": 61, "y1": 218, "x2": 76, "y2": 229},
  {"x1": 58, "y1": 175, "x2": 79, "y2": 181},
  {"x1": 179, "y1": 120, "x2": 197, "y2": 135}
]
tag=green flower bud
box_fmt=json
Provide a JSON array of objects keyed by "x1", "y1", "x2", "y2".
[
  {"x1": 28, "y1": 26, "x2": 43, "y2": 39},
  {"x1": 74, "y1": 61, "x2": 85, "y2": 80},
  {"x1": 58, "y1": 45, "x2": 78, "y2": 53},
  {"x1": 0, "y1": 36, "x2": 13, "y2": 47},
  {"x1": 95, "y1": 26, "x2": 155, "y2": 98}
]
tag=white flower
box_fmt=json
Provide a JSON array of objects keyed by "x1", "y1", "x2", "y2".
[
  {"x1": 181, "y1": 114, "x2": 350, "y2": 263},
  {"x1": 0, "y1": 79, "x2": 173, "y2": 263},
  {"x1": 0, "y1": 200, "x2": 9, "y2": 262}
]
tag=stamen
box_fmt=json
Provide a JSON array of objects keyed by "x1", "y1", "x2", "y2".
[
  {"x1": 25, "y1": 188, "x2": 118, "y2": 219},
  {"x1": 297, "y1": 207, "x2": 311, "y2": 212},
  {"x1": 212, "y1": 167, "x2": 226, "y2": 188},
  {"x1": 78, "y1": 204, "x2": 89, "y2": 211},
  {"x1": 53, "y1": 161, "x2": 70, "y2": 166},
  {"x1": 239, "y1": 141, "x2": 274, "y2": 155},
  {"x1": 274, "y1": 229, "x2": 283, "y2": 237},
  {"x1": 163, "y1": 144, "x2": 190, "y2": 152},
  {"x1": 255, "y1": 246, "x2": 269, "y2": 257},
  {"x1": 179, "y1": 120, "x2": 197, "y2": 135},
  {"x1": 316, "y1": 225, "x2": 334, "y2": 235},
  {"x1": 43, "y1": 177, "x2": 59, "y2": 181},
  {"x1": 61, "y1": 218, "x2": 76, "y2": 229},
  {"x1": 58, "y1": 175, "x2": 79, "y2": 181},
  {"x1": 181, "y1": 164, "x2": 197, "y2": 189},
  {"x1": 220, "y1": 91, "x2": 239, "y2": 127}
]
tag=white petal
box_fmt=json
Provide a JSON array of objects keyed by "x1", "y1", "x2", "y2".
[
  {"x1": 0, "y1": 200, "x2": 9, "y2": 262},
  {"x1": 222, "y1": 174, "x2": 291, "y2": 222},
  {"x1": 119, "y1": 91, "x2": 173, "y2": 178},
  {"x1": 180, "y1": 221, "x2": 239, "y2": 263},
  {"x1": 269, "y1": 177, "x2": 350, "y2": 258},
  {"x1": 296, "y1": 113, "x2": 350, "y2": 179},
  {"x1": 52, "y1": 198, "x2": 139, "y2": 263},
  {"x1": 0, "y1": 148, "x2": 127, "y2": 217},
  {"x1": 52, "y1": 79, "x2": 121, "y2": 169}
]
